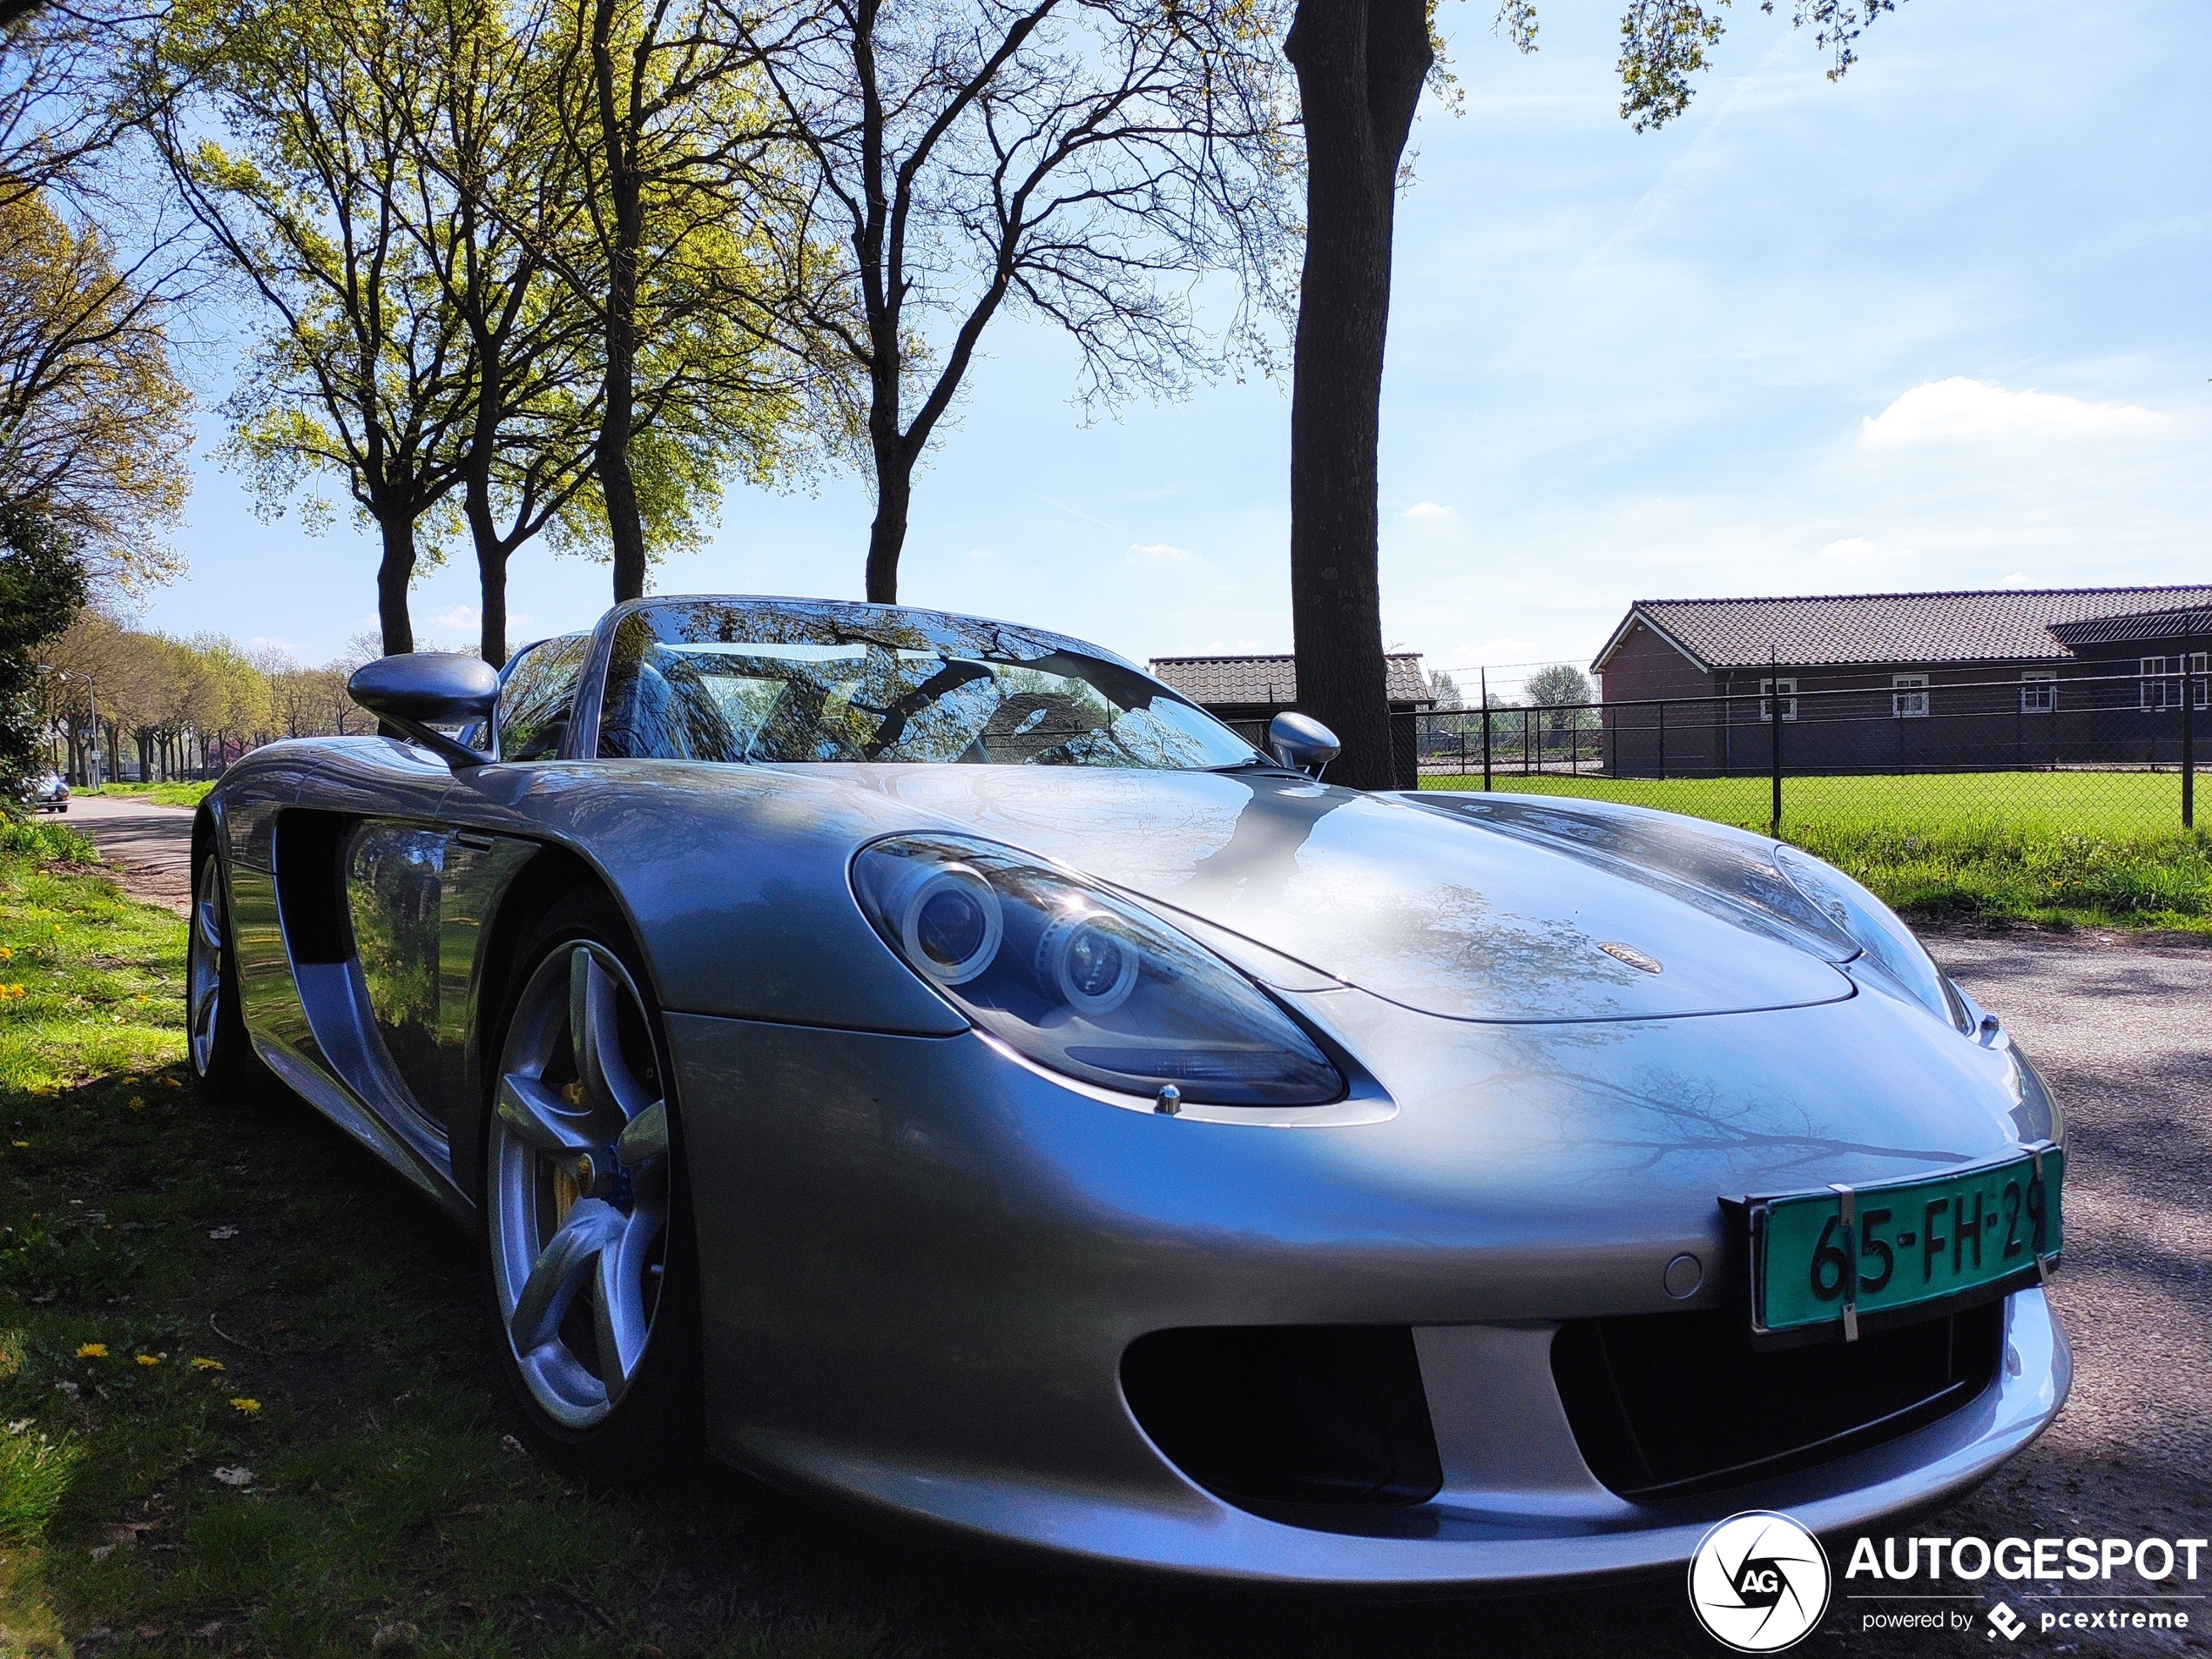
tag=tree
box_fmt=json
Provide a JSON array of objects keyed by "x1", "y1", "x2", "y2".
[
  {"x1": 1524, "y1": 663, "x2": 1590, "y2": 707},
  {"x1": 0, "y1": 190, "x2": 193, "y2": 593},
  {"x1": 1278, "y1": 0, "x2": 1429, "y2": 789},
  {"x1": 0, "y1": 508, "x2": 85, "y2": 797},
  {"x1": 386, "y1": 0, "x2": 606, "y2": 663},
  {"x1": 538, "y1": 0, "x2": 815, "y2": 602},
  {"x1": 736, "y1": 0, "x2": 1299, "y2": 602},
  {"x1": 1, "y1": 0, "x2": 145, "y2": 210},
  {"x1": 1285, "y1": 0, "x2": 1903, "y2": 787},
  {"x1": 155, "y1": 0, "x2": 479, "y2": 655}
]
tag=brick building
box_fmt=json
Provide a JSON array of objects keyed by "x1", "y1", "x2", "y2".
[
  {"x1": 1148, "y1": 652, "x2": 1434, "y2": 785},
  {"x1": 1590, "y1": 588, "x2": 2212, "y2": 776}
]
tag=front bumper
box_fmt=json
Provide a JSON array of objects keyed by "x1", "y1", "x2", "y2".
[
  {"x1": 668, "y1": 992, "x2": 2069, "y2": 1586},
  {"x1": 741, "y1": 1290, "x2": 2066, "y2": 1587}
]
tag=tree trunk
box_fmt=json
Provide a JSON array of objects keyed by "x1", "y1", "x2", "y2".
[
  {"x1": 591, "y1": 0, "x2": 648, "y2": 603},
  {"x1": 1283, "y1": 0, "x2": 1431, "y2": 791},
  {"x1": 475, "y1": 533, "x2": 509, "y2": 668},
  {"x1": 464, "y1": 381, "x2": 511, "y2": 667},
  {"x1": 375, "y1": 512, "x2": 417, "y2": 656},
  {"x1": 866, "y1": 442, "x2": 912, "y2": 604}
]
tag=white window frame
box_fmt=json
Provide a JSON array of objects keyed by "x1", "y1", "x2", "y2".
[
  {"x1": 2020, "y1": 671, "x2": 2056, "y2": 714},
  {"x1": 1757, "y1": 678, "x2": 1797, "y2": 723},
  {"x1": 1892, "y1": 673, "x2": 1930, "y2": 719},
  {"x1": 2142, "y1": 657, "x2": 2170, "y2": 711},
  {"x1": 2192, "y1": 651, "x2": 2210, "y2": 710}
]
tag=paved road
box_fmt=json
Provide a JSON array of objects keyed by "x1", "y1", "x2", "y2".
[
  {"x1": 62, "y1": 791, "x2": 196, "y2": 914},
  {"x1": 1890, "y1": 928, "x2": 2212, "y2": 1654}
]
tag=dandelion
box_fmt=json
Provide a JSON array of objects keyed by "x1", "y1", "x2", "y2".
[
  {"x1": 191, "y1": 1358, "x2": 224, "y2": 1372},
  {"x1": 0, "y1": 945, "x2": 12, "y2": 959},
  {"x1": 228, "y1": 1397, "x2": 260, "y2": 1415},
  {"x1": 135, "y1": 1354, "x2": 161, "y2": 1367},
  {"x1": 75, "y1": 1343, "x2": 106, "y2": 1359}
]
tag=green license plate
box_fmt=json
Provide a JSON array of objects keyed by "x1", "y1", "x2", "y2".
[{"x1": 1750, "y1": 1145, "x2": 2063, "y2": 1339}]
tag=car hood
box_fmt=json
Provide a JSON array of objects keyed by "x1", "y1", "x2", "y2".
[{"x1": 812, "y1": 765, "x2": 1855, "y2": 1023}]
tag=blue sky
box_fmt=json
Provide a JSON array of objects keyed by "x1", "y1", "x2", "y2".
[{"x1": 138, "y1": 0, "x2": 2210, "y2": 691}]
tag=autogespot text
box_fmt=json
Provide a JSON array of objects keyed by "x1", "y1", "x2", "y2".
[
  {"x1": 1845, "y1": 1534, "x2": 2208, "y2": 1582},
  {"x1": 1850, "y1": 1534, "x2": 2205, "y2": 1637}
]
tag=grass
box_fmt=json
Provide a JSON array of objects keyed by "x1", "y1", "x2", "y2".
[
  {"x1": 78, "y1": 784, "x2": 213, "y2": 809},
  {"x1": 0, "y1": 843, "x2": 926, "y2": 1658},
  {"x1": 1420, "y1": 770, "x2": 2212, "y2": 930}
]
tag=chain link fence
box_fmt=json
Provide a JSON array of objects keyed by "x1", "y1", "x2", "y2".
[{"x1": 1409, "y1": 667, "x2": 2206, "y2": 838}]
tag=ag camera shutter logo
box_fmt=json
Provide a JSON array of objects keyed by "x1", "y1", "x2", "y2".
[{"x1": 1687, "y1": 1511, "x2": 1832, "y2": 1652}]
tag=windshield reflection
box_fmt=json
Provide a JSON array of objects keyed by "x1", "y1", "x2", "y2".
[{"x1": 596, "y1": 598, "x2": 1258, "y2": 771}]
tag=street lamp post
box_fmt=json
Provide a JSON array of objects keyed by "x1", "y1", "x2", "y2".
[{"x1": 44, "y1": 669, "x2": 100, "y2": 790}]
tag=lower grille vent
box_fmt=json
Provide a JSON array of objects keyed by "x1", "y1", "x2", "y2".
[
  {"x1": 1552, "y1": 1302, "x2": 2002, "y2": 1501},
  {"x1": 1122, "y1": 1325, "x2": 1442, "y2": 1509}
]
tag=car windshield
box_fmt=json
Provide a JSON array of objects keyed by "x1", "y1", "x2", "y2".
[{"x1": 597, "y1": 597, "x2": 1259, "y2": 770}]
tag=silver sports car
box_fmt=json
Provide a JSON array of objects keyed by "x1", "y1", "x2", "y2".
[{"x1": 187, "y1": 595, "x2": 2068, "y2": 1587}]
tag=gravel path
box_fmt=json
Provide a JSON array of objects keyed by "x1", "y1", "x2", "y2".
[{"x1": 62, "y1": 792, "x2": 196, "y2": 914}]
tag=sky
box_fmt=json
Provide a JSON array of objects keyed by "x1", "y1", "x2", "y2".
[{"x1": 134, "y1": 0, "x2": 2211, "y2": 694}]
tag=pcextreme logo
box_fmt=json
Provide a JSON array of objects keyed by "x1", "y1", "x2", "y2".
[{"x1": 1687, "y1": 1511, "x2": 1833, "y2": 1653}]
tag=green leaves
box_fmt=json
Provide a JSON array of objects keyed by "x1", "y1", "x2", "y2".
[{"x1": 1616, "y1": 0, "x2": 1730, "y2": 132}]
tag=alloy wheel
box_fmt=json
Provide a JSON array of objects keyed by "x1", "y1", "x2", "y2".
[
  {"x1": 187, "y1": 859, "x2": 225, "y2": 1077},
  {"x1": 488, "y1": 941, "x2": 671, "y2": 1429}
]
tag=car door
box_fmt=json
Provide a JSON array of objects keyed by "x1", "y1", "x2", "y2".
[{"x1": 334, "y1": 636, "x2": 596, "y2": 1137}]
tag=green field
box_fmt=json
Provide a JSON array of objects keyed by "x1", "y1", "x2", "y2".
[
  {"x1": 78, "y1": 782, "x2": 214, "y2": 808},
  {"x1": 1417, "y1": 770, "x2": 2212, "y2": 929}
]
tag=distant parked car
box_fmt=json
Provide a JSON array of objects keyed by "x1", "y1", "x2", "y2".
[{"x1": 26, "y1": 772, "x2": 69, "y2": 813}]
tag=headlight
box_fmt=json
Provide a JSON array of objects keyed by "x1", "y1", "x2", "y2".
[
  {"x1": 853, "y1": 835, "x2": 1344, "y2": 1106},
  {"x1": 1773, "y1": 846, "x2": 1962, "y2": 1028}
]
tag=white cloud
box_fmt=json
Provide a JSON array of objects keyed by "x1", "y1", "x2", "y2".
[
  {"x1": 1127, "y1": 542, "x2": 1193, "y2": 563},
  {"x1": 1403, "y1": 501, "x2": 1453, "y2": 521},
  {"x1": 1860, "y1": 377, "x2": 2171, "y2": 448},
  {"x1": 424, "y1": 604, "x2": 482, "y2": 631}
]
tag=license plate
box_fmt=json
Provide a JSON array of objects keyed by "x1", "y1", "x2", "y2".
[{"x1": 1749, "y1": 1144, "x2": 2063, "y2": 1340}]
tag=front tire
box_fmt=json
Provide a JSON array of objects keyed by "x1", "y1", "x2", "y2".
[
  {"x1": 186, "y1": 848, "x2": 279, "y2": 1097},
  {"x1": 479, "y1": 890, "x2": 703, "y2": 1484}
]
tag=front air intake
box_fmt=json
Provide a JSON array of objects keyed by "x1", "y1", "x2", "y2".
[
  {"x1": 1120, "y1": 1325, "x2": 1442, "y2": 1510},
  {"x1": 1552, "y1": 1302, "x2": 2004, "y2": 1501}
]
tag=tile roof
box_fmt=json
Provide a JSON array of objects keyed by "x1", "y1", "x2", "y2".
[
  {"x1": 1595, "y1": 587, "x2": 2212, "y2": 672},
  {"x1": 2047, "y1": 604, "x2": 2212, "y2": 648},
  {"x1": 1149, "y1": 653, "x2": 1433, "y2": 707}
]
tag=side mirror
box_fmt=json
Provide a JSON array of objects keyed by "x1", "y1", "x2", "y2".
[
  {"x1": 348, "y1": 653, "x2": 499, "y2": 771},
  {"x1": 1267, "y1": 711, "x2": 1340, "y2": 779}
]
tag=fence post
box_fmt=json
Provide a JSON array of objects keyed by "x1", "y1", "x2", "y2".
[
  {"x1": 1657, "y1": 699, "x2": 1667, "y2": 780},
  {"x1": 1480, "y1": 670, "x2": 1492, "y2": 792},
  {"x1": 1770, "y1": 653, "x2": 1784, "y2": 839},
  {"x1": 2185, "y1": 643, "x2": 2197, "y2": 830}
]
